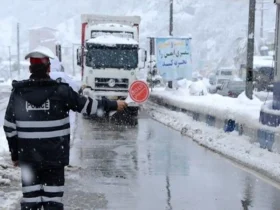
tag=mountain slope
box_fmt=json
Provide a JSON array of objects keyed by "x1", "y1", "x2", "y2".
[{"x1": 0, "y1": 0, "x2": 277, "y2": 71}]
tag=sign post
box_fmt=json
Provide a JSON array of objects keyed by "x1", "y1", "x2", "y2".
[
  {"x1": 126, "y1": 80, "x2": 150, "y2": 103},
  {"x1": 109, "y1": 80, "x2": 150, "y2": 117},
  {"x1": 154, "y1": 37, "x2": 192, "y2": 83}
]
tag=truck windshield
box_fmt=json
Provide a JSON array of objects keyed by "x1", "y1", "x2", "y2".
[{"x1": 86, "y1": 44, "x2": 138, "y2": 69}]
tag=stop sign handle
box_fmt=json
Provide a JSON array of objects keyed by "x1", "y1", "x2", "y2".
[
  {"x1": 109, "y1": 96, "x2": 132, "y2": 117},
  {"x1": 125, "y1": 95, "x2": 133, "y2": 104}
]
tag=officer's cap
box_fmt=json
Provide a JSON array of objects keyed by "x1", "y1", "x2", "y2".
[{"x1": 25, "y1": 46, "x2": 55, "y2": 65}]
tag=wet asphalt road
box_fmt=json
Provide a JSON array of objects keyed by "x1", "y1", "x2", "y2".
[{"x1": 62, "y1": 112, "x2": 280, "y2": 210}]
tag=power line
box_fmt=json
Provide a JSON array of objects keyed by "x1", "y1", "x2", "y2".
[{"x1": 17, "y1": 23, "x2": 20, "y2": 77}]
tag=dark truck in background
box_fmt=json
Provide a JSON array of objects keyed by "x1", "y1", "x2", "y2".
[{"x1": 239, "y1": 57, "x2": 274, "y2": 92}]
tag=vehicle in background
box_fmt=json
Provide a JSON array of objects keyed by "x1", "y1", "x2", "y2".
[
  {"x1": 208, "y1": 73, "x2": 216, "y2": 85},
  {"x1": 215, "y1": 80, "x2": 245, "y2": 98},
  {"x1": 208, "y1": 67, "x2": 236, "y2": 86},
  {"x1": 77, "y1": 14, "x2": 147, "y2": 119},
  {"x1": 189, "y1": 80, "x2": 208, "y2": 96},
  {"x1": 239, "y1": 56, "x2": 274, "y2": 91},
  {"x1": 254, "y1": 66, "x2": 274, "y2": 91},
  {"x1": 29, "y1": 27, "x2": 62, "y2": 62},
  {"x1": 50, "y1": 72, "x2": 79, "y2": 92},
  {"x1": 50, "y1": 56, "x2": 64, "y2": 72},
  {"x1": 214, "y1": 67, "x2": 235, "y2": 85},
  {"x1": 0, "y1": 77, "x2": 5, "y2": 83}
]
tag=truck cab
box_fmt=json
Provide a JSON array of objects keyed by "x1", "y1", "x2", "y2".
[
  {"x1": 77, "y1": 15, "x2": 146, "y2": 118},
  {"x1": 214, "y1": 67, "x2": 235, "y2": 85}
]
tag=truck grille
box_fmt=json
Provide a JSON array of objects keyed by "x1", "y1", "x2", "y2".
[{"x1": 95, "y1": 78, "x2": 129, "y2": 89}]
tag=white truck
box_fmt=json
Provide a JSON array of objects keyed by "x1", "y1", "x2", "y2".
[{"x1": 77, "y1": 14, "x2": 146, "y2": 119}]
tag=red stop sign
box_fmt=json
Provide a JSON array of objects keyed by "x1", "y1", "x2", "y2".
[{"x1": 129, "y1": 81, "x2": 150, "y2": 103}]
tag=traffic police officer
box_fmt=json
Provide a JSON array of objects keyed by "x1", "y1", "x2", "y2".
[{"x1": 3, "y1": 46, "x2": 127, "y2": 210}]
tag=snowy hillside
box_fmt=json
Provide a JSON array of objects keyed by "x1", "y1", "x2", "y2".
[{"x1": 0, "y1": 0, "x2": 277, "y2": 72}]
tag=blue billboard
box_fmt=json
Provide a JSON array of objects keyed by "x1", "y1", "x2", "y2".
[{"x1": 155, "y1": 37, "x2": 192, "y2": 81}]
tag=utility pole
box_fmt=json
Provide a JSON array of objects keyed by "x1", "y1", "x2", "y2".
[
  {"x1": 257, "y1": 0, "x2": 269, "y2": 53},
  {"x1": 8, "y1": 46, "x2": 12, "y2": 79},
  {"x1": 260, "y1": 0, "x2": 264, "y2": 38},
  {"x1": 169, "y1": 0, "x2": 173, "y2": 36},
  {"x1": 72, "y1": 44, "x2": 75, "y2": 76},
  {"x1": 258, "y1": 0, "x2": 269, "y2": 39},
  {"x1": 17, "y1": 23, "x2": 20, "y2": 78},
  {"x1": 168, "y1": 0, "x2": 174, "y2": 89},
  {"x1": 275, "y1": 0, "x2": 280, "y2": 82},
  {"x1": 245, "y1": 0, "x2": 256, "y2": 100}
]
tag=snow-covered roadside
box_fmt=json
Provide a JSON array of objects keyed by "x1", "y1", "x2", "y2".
[
  {"x1": 144, "y1": 101, "x2": 280, "y2": 183},
  {"x1": 151, "y1": 87, "x2": 263, "y2": 124},
  {"x1": 0, "y1": 126, "x2": 21, "y2": 209},
  {"x1": 0, "y1": 87, "x2": 22, "y2": 209}
]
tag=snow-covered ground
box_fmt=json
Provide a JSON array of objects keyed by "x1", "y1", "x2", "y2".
[
  {"x1": 0, "y1": 83, "x2": 21, "y2": 209},
  {"x1": 144, "y1": 101, "x2": 280, "y2": 183}
]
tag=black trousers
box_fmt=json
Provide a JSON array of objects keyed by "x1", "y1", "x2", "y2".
[{"x1": 20, "y1": 165, "x2": 65, "y2": 210}]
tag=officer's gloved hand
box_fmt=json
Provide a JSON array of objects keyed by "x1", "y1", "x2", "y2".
[
  {"x1": 78, "y1": 85, "x2": 89, "y2": 95},
  {"x1": 117, "y1": 100, "x2": 128, "y2": 111}
]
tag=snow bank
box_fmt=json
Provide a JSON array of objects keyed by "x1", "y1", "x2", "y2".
[
  {"x1": 0, "y1": 191, "x2": 21, "y2": 209},
  {"x1": 261, "y1": 100, "x2": 280, "y2": 116},
  {"x1": 152, "y1": 87, "x2": 263, "y2": 125},
  {"x1": 189, "y1": 80, "x2": 208, "y2": 96},
  {"x1": 144, "y1": 102, "x2": 280, "y2": 183},
  {"x1": 0, "y1": 79, "x2": 12, "y2": 87},
  {"x1": 172, "y1": 79, "x2": 208, "y2": 96},
  {"x1": 0, "y1": 128, "x2": 9, "y2": 153}
]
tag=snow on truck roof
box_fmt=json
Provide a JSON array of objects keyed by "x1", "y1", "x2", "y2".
[
  {"x1": 87, "y1": 35, "x2": 138, "y2": 46},
  {"x1": 253, "y1": 56, "x2": 274, "y2": 68},
  {"x1": 90, "y1": 23, "x2": 136, "y2": 31},
  {"x1": 254, "y1": 59, "x2": 274, "y2": 68},
  {"x1": 81, "y1": 14, "x2": 141, "y2": 25}
]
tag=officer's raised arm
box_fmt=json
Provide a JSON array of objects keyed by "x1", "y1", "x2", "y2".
[{"x1": 62, "y1": 84, "x2": 127, "y2": 115}]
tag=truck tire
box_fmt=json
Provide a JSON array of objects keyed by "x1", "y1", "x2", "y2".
[
  {"x1": 127, "y1": 107, "x2": 139, "y2": 117},
  {"x1": 109, "y1": 107, "x2": 138, "y2": 126}
]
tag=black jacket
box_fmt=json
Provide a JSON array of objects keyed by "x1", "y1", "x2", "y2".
[{"x1": 3, "y1": 78, "x2": 117, "y2": 168}]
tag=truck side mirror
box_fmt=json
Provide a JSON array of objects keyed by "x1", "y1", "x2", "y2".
[
  {"x1": 76, "y1": 49, "x2": 81, "y2": 66},
  {"x1": 138, "y1": 48, "x2": 147, "y2": 63},
  {"x1": 144, "y1": 50, "x2": 147, "y2": 62},
  {"x1": 138, "y1": 48, "x2": 146, "y2": 69}
]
